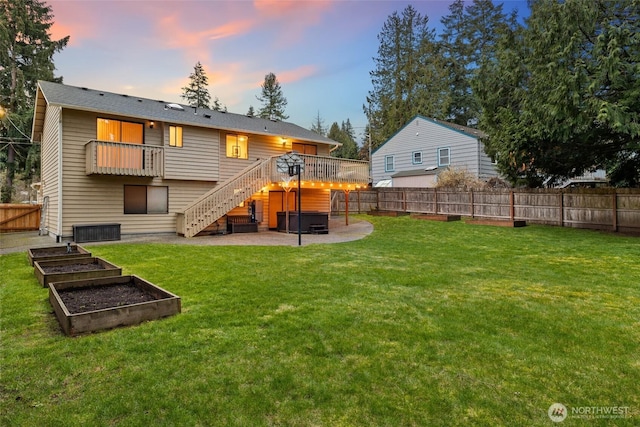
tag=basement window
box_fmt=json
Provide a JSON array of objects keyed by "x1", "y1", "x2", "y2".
[{"x1": 124, "y1": 185, "x2": 168, "y2": 214}]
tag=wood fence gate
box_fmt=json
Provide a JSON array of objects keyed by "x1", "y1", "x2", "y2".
[{"x1": 0, "y1": 204, "x2": 42, "y2": 233}]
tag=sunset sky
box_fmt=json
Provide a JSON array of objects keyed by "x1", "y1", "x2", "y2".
[{"x1": 48, "y1": 0, "x2": 528, "y2": 140}]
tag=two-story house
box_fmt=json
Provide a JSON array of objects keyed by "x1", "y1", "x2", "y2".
[
  {"x1": 32, "y1": 81, "x2": 369, "y2": 241},
  {"x1": 371, "y1": 115, "x2": 498, "y2": 187}
]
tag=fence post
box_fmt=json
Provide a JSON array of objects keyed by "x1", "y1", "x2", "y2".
[
  {"x1": 612, "y1": 190, "x2": 618, "y2": 232},
  {"x1": 470, "y1": 190, "x2": 474, "y2": 218},
  {"x1": 434, "y1": 188, "x2": 438, "y2": 215},
  {"x1": 559, "y1": 191, "x2": 564, "y2": 227},
  {"x1": 510, "y1": 191, "x2": 515, "y2": 220}
]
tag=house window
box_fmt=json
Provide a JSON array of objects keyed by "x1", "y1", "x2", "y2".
[
  {"x1": 438, "y1": 147, "x2": 450, "y2": 167},
  {"x1": 97, "y1": 118, "x2": 143, "y2": 144},
  {"x1": 96, "y1": 119, "x2": 143, "y2": 168},
  {"x1": 385, "y1": 155, "x2": 395, "y2": 172},
  {"x1": 412, "y1": 151, "x2": 423, "y2": 165},
  {"x1": 226, "y1": 134, "x2": 248, "y2": 159},
  {"x1": 124, "y1": 185, "x2": 168, "y2": 214},
  {"x1": 169, "y1": 126, "x2": 183, "y2": 147}
]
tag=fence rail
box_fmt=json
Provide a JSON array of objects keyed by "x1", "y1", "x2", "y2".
[
  {"x1": 0, "y1": 204, "x2": 42, "y2": 232},
  {"x1": 331, "y1": 188, "x2": 640, "y2": 233}
]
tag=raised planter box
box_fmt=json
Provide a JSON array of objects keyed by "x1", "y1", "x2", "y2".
[
  {"x1": 27, "y1": 244, "x2": 91, "y2": 266},
  {"x1": 466, "y1": 219, "x2": 527, "y2": 228},
  {"x1": 367, "y1": 210, "x2": 410, "y2": 217},
  {"x1": 49, "y1": 275, "x2": 181, "y2": 336},
  {"x1": 411, "y1": 214, "x2": 461, "y2": 222},
  {"x1": 34, "y1": 257, "x2": 122, "y2": 288}
]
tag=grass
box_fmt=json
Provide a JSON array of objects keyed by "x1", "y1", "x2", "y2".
[{"x1": 1, "y1": 215, "x2": 639, "y2": 426}]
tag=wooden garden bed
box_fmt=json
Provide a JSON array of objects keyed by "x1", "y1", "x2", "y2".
[
  {"x1": 49, "y1": 275, "x2": 181, "y2": 336},
  {"x1": 367, "y1": 210, "x2": 410, "y2": 217},
  {"x1": 466, "y1": 219, "x2": 527, "y2": 228},
  {"x1": 411, "y1": 214, "x2": 461, "y2": 222},
  {"x1": 27, "y1": 244, "x2": 91, "y2": 266},
  {"x1": 34, "y1": 257, "x2": 122, "y2": 287}
]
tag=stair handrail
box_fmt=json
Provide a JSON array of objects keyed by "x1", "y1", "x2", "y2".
[{"x1": 180, "y1": 156, "x2": 277, "y2": 237}]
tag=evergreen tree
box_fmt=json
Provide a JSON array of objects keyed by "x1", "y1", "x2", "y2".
[
  {"x1": 366, "y1": 5, "x2": 449, "y2": 150},
  {"x1": 439, "y1": 0, "x2": 516, "y2": 126},
  {"x1": 328, "y1": 120, "x2": 359, "y2": 159},
  {"x1": 257, "y1": 72, "x2": 289, "y2": 120},
  {"x1": 477, "y1": 0, "x2": 640, "y2": 187},
  {"x1": 181, "y1": 62, "x2": 212, "y2": 109},
  {"x1": 246, "y1": 105, "x2": 255, "y2": 117},
  {"x1": 0, "y1": 0, "x2": 69, "y2": 202},
  {"x1": 310, "y1": 111, "x2": 326, "y2": 136}
]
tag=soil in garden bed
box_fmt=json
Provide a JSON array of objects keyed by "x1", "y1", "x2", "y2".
[
  {"x1": 58, "y1": 283, "x2": 160, "y2": 314},
  {"x1": 41, "y1": 262, "x2": 107, "y2": 273},
  {"x1": 32, "y1": 247, "x2": 83, "y2": 256}
]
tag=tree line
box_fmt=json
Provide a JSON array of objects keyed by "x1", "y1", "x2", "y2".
[
  {"x1": 2, "y1": 0, "x2": 638, "y2": 203},
  {"x1": 366, "y1": 0, "x2": 639, "y2": 187}
]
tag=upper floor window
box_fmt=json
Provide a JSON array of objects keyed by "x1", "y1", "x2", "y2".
[
  {"x1": 226, "y1": 134, "x2": 248, "y2": 159},
  {"x1": 412, "y1": 151, "x2": 423, "y2": 165},
  {"x1": 385, "y1": 155, "x2": 395, "y2": 172},
  {"x1": 438, "y1": 147, "x2": 450, "y2": 167},
  {"x1": 169, "y1": 126, "x2": 183, "y2": 147},
  {"x1": 97, "y1": 118, "x2": 143, "y2": 144}
]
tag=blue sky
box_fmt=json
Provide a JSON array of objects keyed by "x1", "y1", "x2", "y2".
[{"x1": 49, "y1": 0, "x2": 528, "y2": 141}]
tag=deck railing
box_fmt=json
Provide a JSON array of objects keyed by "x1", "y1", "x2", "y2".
[
  {"x1": 269, "y1": 154, "x2": 369, "y2": 185},
  {"x1": 85, "y1": 140, "x2": 164, "y2": 177}
]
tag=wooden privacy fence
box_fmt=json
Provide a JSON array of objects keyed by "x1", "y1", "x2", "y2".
[
  {"x1": 0, "y1": 204, "x2": 42, "y2": 233},
  {"x1": 331, "y1": 188, "x2": 640, "y2": 233}
]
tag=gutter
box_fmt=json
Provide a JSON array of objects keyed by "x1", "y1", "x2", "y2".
[{"x1": 57, "y1": 107, "x2": 63, "y2": 242}]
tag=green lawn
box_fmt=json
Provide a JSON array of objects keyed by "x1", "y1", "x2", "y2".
[{"x1": 1, "y1": 216, "x2": 639, "y2": 426}]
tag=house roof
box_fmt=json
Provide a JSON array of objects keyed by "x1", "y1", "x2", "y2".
[
  {"x1": 372, "y1": 115, "x2": 487, "y2": 155},
  {"x1": 391, "y1": 167, "x2": 440, "y2": 178},
  {"x1": 32, "y1": 80, "x2": 338, "y2": 146}
]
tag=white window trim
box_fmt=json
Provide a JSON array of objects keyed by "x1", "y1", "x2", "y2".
[
  {"x1": 412, "y1": 151, "x2": 423, "y2": 165},
  {"x1": 385, "y1": 155, "x2": 395, "y2": 172},
  {"x1": 437, "y1": 147, "x2": 450, "y2": 167}
]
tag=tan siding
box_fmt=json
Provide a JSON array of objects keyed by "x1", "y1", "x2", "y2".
[
  {"x1": 164, "y1": 125, "x2": 219, "y2": 181},
  {"x1": 46, "y1": 107, "x2": 336, "y2": 238},
  {"x1": 56, "y1": 109, "x2": 219, "y2": 237},
  {"x1": 41, "y1": 105, "x2": 61, "y2": 236}
]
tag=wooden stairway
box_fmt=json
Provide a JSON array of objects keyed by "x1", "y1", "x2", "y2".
[{"x1": 177, "y1": 157, "x2": 275, "y2": 237}]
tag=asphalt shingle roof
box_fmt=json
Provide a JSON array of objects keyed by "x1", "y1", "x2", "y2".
[{"x1": 37, "y1": 80, "x2": 338, "y2": 146}]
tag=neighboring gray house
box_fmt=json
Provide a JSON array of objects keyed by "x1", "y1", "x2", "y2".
[{"x1": 371, "y1": 115, "x2": 499, "y2": 187}]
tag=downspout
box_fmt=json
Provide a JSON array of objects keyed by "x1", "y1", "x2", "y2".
[{"x1": 56, "y1": 107, "x2": 63, "y2": 242}]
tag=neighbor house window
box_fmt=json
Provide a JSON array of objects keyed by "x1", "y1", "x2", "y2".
[
  {"x1": 124, "y1": 185, "x2": 168, "y2": 214},
  {"x1": 438, "y1": 147, "x2": 450, "y2": 167},
  {"x1": 169, "y1": 126, "x2": 183, "y2": 147},
  {"x1": 226, "y1": 134, "x2": 248, "y2": 159},
  {"x1": 385, "y1": 155, "x2": 395, "y2": 172},
  {"x1": 412, "y1": 151, "x2": 423, "y2": 165}
]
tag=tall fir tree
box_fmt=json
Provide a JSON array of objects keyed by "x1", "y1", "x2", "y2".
[
  {"x1": 439, "y1": 0, "x2": 516, "y2": 126},
  {"x1": 366, "y1": 5, "x2": 449, "y2": 150},
  {"x1": 257, "y1": 72, "x2": 289, "y2": 120},
  {"x1": 310, "y1": 111, "x2": 326, "y2": 136},
  {"x1": 181, "y1": 62, "x2": 212, "y2": 109},
  {"x1": 0, "y1": 0, "x2": 69, "y2": 202},
  {"x1": 328, "y1": 120, "x2": 359, "y2": 159}
]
